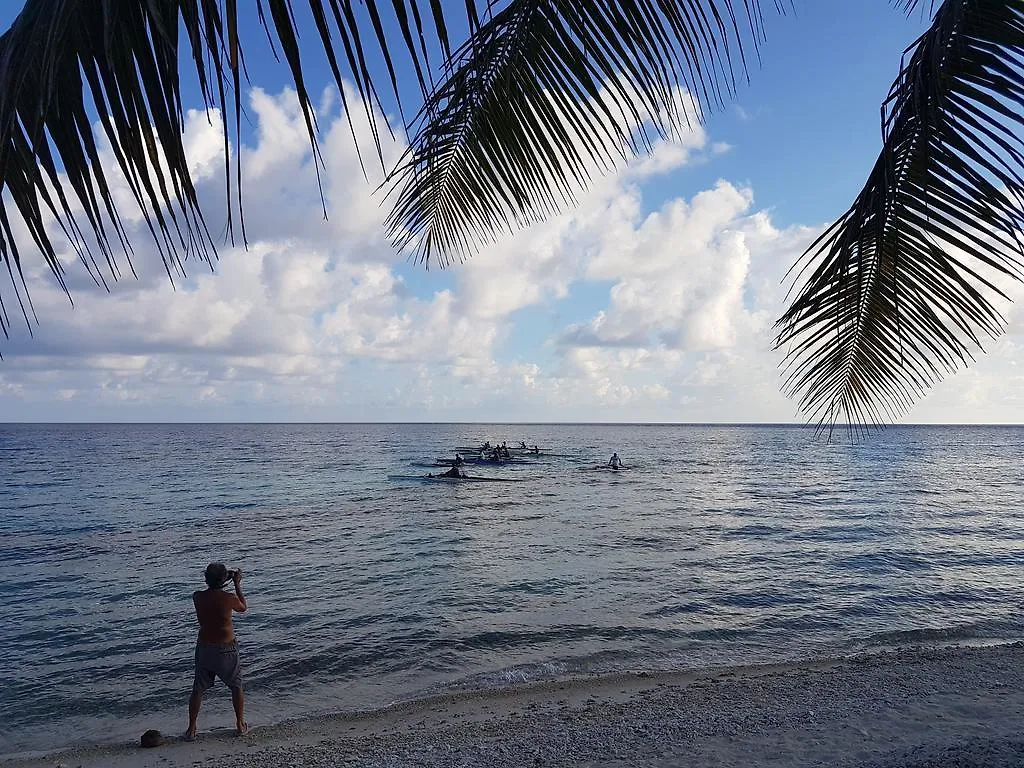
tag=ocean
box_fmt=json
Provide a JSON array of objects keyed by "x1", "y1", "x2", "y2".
[{"x1": 1, "y1": 423, "x2": 1022, "y2": 756}]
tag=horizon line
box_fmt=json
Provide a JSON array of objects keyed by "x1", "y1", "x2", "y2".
[{"x1": 2, "y1": 421, "x2": 1022, "y2": 427}]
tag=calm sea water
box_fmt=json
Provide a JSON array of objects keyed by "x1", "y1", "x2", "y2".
[{"x1": 1, "y1": 423, "x2": 1023, "y2": 755}]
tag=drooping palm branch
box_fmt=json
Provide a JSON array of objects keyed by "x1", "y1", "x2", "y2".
[
  {"x1": 385, "y1": 0, "x2": 787, "y2": 265},
  {"x1": 774, "y1": 0, "x2": 1024, "y2": 433},
  {"x1": 0, "y1": 0, "x2": 470, "y2": 340},
  {"x1": 0, "y1": 0, "x2": 781, "y2": 330}
]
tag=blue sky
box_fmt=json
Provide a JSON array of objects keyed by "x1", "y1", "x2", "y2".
[{"x1": 1, "y1": 1, "x2": 1022, "y2": 423}]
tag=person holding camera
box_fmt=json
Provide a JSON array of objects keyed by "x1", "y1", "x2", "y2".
[{"x1": 185, "y1": 563, "x2": 248, "y2": 740}]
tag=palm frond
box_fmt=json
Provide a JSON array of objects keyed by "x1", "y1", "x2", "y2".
[
  {"x1": 774, "y1": 0, "x2": 1024, "y2": 435},
  {"x1": 385, "y1": 0, "x2": 790, "y2": 267},
  {"x1": 0, "y1": 0, "x2": 475, "y2": 342}
]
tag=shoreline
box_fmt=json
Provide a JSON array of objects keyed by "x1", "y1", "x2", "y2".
[{"x1": 7, "y1": 641, "x2": 1024, "y2": 768}]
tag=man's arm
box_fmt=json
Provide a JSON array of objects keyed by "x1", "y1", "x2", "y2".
[{"x1": 232, "y1": 570, "x2": 248, "y2": 613}]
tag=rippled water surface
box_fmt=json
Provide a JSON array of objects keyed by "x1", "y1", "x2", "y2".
[{"x1": 2, "y1": 423, "x2": 1023, "y2": 755}]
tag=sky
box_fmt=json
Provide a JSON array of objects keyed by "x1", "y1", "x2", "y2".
[{"x1": 1, "y1": 1, "x2": 1023, "y2": 424}]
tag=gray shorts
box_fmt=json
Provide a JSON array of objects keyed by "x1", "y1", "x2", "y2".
[{"x1": 193, "y1": 642, "x2": 243, "y2": 693}]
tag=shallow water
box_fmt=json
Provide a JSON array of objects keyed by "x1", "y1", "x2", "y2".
[{"x1": 1, "y1": 423, "x2": 1023, "y2": 755}]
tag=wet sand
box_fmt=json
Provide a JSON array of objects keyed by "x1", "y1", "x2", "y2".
[{"x1": 6, "y1": 642, "x2": 1024, "y2": 768}]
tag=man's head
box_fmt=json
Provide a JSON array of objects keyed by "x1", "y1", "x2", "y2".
[{"x1": 204, "y1": 562, "x2": 229, "y2": 589}]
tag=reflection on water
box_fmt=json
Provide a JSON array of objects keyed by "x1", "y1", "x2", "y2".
[{"x1": 1, "y1": 423, "x2": 1023, "y2": 755}]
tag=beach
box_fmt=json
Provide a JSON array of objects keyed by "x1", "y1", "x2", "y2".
[{"x1": 7, "y1": 642, "x2": 1024, "y2": 768}]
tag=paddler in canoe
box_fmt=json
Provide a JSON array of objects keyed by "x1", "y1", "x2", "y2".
[
  {"x1": 432, "y1": 464, "x2": 466, "y2": 479},
  {"x1": 439, "y1": 453, "x2": 466, "y2": 478}
]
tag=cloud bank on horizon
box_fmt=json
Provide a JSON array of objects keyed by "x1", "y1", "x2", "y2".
[{"x1": 1, "y1": 83, "x2": 1023, "y2": 424}]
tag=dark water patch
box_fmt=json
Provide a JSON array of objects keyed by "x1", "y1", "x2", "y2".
[
  {"x1": 721, "y1": 524, "x2": 791, "y2": 538},
  {"x1": 494, "y1": 579, "x2": 576, "y2": 595},
  {"x1": 618, "y1": 535, "x2": 673, "y2": 550},
  {"x1": 715, "y1": 591, "x2": 818, "y2": 610},
  {"x1": 207, "y1": 501, "x2": 261, "y2": 510},
  {"x1": 834, "y1": 550, "x2": 933, "y2": 573},
  {"x1": 646, "y1": 601, "x2": 712, "y2": 618},
  {"x1": 788, "y1": 525, "x2": 888, "y2": 543}
]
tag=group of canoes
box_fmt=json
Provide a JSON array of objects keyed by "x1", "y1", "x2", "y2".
[
  {"x1": 431, "y1": 440, "x2": 534, "y2": 479},
  {"x1": 430, "y1": 444, "x2": 625, "y2": 479},
  {"x1": 434, "y1": 444, "x2": 517, "y2": 478},
  {"x1": 479, "y1": 440, "x2": 542, "y2": 457}
]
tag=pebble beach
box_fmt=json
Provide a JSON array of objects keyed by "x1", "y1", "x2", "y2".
[{"x1": 8, "y1": 642, "x2": 1024, "y2": 768}]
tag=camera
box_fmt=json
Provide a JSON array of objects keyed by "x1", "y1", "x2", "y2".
[{"x1": 226, "y1": 569, "x2": 237, "y2": 581}]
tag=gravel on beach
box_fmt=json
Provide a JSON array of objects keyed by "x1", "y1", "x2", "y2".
[{"x1": 8, "y1": 643, "x2": 1024, "y2": 768}]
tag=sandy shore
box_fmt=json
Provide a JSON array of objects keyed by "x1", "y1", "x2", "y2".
[{"x1": 7, "y1": 642, "x2": 1024, "y2": 768}]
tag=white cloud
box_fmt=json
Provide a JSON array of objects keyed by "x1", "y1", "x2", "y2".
[
  {"x1": 556, "y1": 181, "x2": 792, "y2": 364},
  {"x1": 2, "y1": 80, "x2": 1022, "y2": 424}
]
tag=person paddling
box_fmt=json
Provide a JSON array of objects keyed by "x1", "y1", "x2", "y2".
[
  {"x1": 608, "y1": 453, "x2": 623, "y2": 470},
  {"x1": 454, "y1": 453, "x2": 464, "y2": 467}
]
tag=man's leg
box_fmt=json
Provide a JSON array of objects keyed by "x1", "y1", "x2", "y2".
[
  {"x1": 230, "y1": 686, "x2": 247, "y2": 735},
  {"x1": 185, "y1": 689, "x2": 202, "y2": 740},
  {"x1": 188, "y1": 654, "x2": 213, "y2": 741}
]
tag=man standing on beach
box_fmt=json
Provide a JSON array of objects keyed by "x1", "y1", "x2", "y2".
[{"x1": 185, "y1": 563, "x2": 248, "y2": 740}]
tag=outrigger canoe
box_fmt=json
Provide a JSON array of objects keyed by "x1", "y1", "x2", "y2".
[
  {"x1": 433, "y1": 457, "x2": 532, "y2": 465},
  {"x1": 387, "y1": 474, "x2": 524, "y2": 483}
]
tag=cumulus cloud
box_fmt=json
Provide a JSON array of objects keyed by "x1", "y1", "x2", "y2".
[{"x1": 1, "y1": 79, "x2": 1021, "y2": 423}]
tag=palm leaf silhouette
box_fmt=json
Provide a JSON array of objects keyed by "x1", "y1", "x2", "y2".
[
  {"x1": 385, "y1": 0, "x2": 786, "y2": 265},
  {"x1": 0, "y1": 0, "x2": 466, "y2": 339},
  {"x1": 0, "y1": 0, "x2": 781, "y2": 337},
  {"x1": 774, "y1": 0, "x2": 1024, "y2": 433}
]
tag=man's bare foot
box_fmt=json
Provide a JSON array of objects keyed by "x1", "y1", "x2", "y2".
[
  {"x1": 236, "y1": 722, "x2": 248, "y2": 736},
  {"x1": 183, "y1": 728, "x2": 197, "y2": 742}
]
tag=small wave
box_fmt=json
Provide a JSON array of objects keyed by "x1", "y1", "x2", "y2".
[
  {"x1": 834, "y1": 550, "x2": 932, "y2": 573},
  {"x1": 721, "y1": 524, "x2": 790, "y2": 538},
  {"x1": 688, "y1": 627, "x2": 756, "y2": 642},
  {"x1": 862, "y1": 620, "x2": 1024, "y2": 647},
  {"x1": 439, "y1": 659, "x2": 574, "y2": 691},
  {"x1": 789, "y1": 525, "x2": 887, "y2": 543},
  {"x1": 455, "y1": 625, "x2": 680, "y2": 650},
  {"x1": 645, "y1": 601, "x2": 710, "y2": 618},
  {"x1": 716, "y1": 592, "x2": 792, "y2": 609},
  {"x1": 494, "y1": 578, "x2": 577, "y2": 595},
  {"x1": 618, "y1": 535, "x2": 672, "y2": 550}
]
